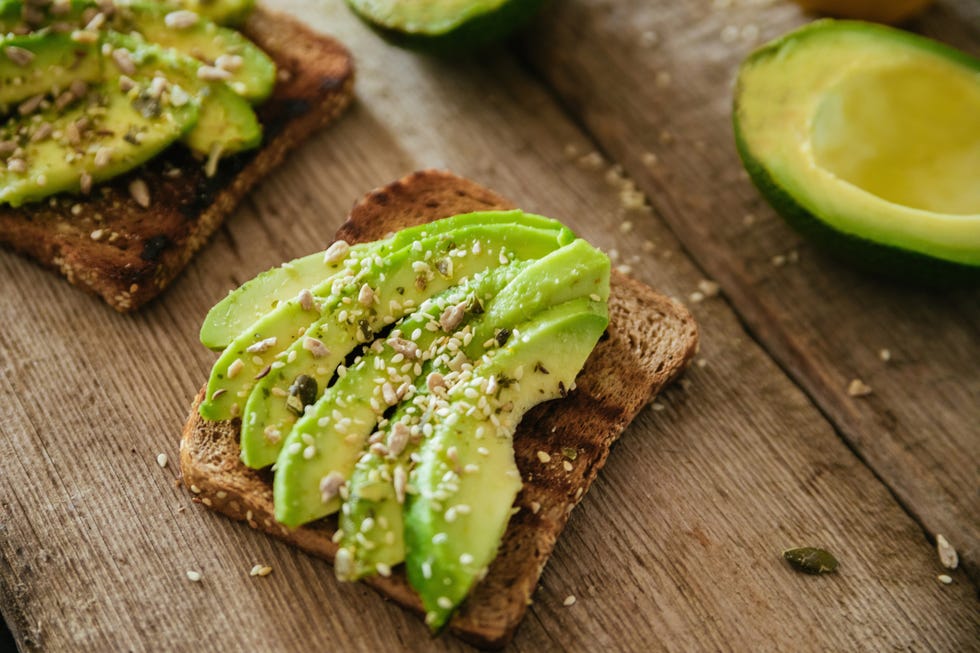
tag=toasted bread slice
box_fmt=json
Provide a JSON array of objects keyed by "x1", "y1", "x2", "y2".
[
  {"x1": 180, "y1": 170, "x2": 699, "y2": 648},
  {"x1": 0, "y1": 7, "x2": 354, "y2": 312}
]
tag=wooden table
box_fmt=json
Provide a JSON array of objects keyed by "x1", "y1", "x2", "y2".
[{"x1": 1, "y1": 1, "x2": 977, "y2": 650}]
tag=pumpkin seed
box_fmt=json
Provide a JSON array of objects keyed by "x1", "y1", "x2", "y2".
[{"x1": 783, "y1": 547, "x2": 838, "y2": 575}]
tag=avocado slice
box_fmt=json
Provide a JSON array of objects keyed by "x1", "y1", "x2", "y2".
[
  {"x1": 114, "y1": 2, "x2": 275, "y2": 103},
  {"x1": 272, "y1": 262, "x2": 525, "y2": 527},
  {"x1": 734, "y1": 20, "x2": 980, "y2": 280},
  {"x1": 0, "y1": 32, "x2": 102, "y2": 111},
  {"x1": 199, "y1": 210, "x2": 573, "y2": 351},
  {"x1": 337, "y1": 238, "x2": 611, "y2": 578},
  {"x1": 345, "y1": 0, "x2": 546, "y2": 54},
  {"x1": 405, "y1": 296, "x2": 609, "y2": 631},
  {"x1": 0, "y1": 69, "x2": 199, "y2": 207},
  {"x1": 178, "y1": 0, "x2": 256, "y2": 27},
  {"x1": 236, "y1": 223, "x2": 574, "y2": 468},
  {"x1": 105, "y1": 31, "x2": 260, "y2": 157}
]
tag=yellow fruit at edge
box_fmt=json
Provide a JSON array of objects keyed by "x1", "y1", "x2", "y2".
[{"x1": 793, "y1": 0, "x2": 935, "y2": 24}]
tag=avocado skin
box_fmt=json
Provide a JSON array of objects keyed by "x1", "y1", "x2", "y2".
[
  {"x1": 733, "y1": 20, "x2": 980, "y2": 285},
  {"x1": 345, "y1": 0, "x2": 547, "y2": 55}
]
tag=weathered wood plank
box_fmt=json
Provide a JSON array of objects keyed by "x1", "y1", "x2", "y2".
[
  {"x1": 521, "y1": 0, "x2": 980, "y2": 584},
  {"x1": 1, "y1": 1, "x2": 977, "y2": 651}
]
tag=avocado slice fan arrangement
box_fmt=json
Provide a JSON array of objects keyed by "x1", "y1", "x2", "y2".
[
  {"x1": 198, "y1": 210, "x2": 611, "y2": 630},
  {"x1": 0, "y1": 0, "x2": 274, "y2": 207}
]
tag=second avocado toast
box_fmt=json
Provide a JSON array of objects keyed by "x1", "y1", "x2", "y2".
[{"x1": 181, "y1": 170, "x2": 700, "y2": 648}]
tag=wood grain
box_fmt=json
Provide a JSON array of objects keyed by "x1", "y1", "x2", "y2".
[
  {"x1": 1, "y1": 0, "x2": 978, "y2": 651},
  {"x1": 521, "y1": 0, "x2": 980, "y2": 585}
]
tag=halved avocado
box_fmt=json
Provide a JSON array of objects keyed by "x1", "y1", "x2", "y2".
[
  {"x1": 734, "y1": 20, "x2": 980, "y2": 281},
  {"x1": 345, "y1": 0, "x2": 546, "y2": 54}
]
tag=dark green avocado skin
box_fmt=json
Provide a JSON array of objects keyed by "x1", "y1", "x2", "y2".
[
  {"x1": 732, "y1": 20, "x2": 980, "y2": 286},
  {"x1": 345, "y1": 0, "x2": 547, "y2": 55}
]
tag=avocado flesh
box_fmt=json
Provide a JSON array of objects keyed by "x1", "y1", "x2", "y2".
[
  {"x1": 405, "y1": 297, "x2": 609, "y2": 631},
  {"x1": 178, "y1": 0, "x2": 256, "y2": 26},
  {"x1": 346, "y1": 0, "x2": 545, "y2": 55},
  {"x1": 199, "y1": 210, "x2": 573, "y2": 351},
  {"x1": 0, "y1": 33, "x2": 101, "y2": 110},
  {"x1": 107, "y1": 32, "x2": 260, "y2": 157},
  {"x1": 337, "y1": 239, "x2": 611, "y2": 578},
  {"x1": 116, "y1": 3, "x2": 275, "y2": 103},
  {"x1": 272, "y1": 263, "x2": 525, "y2": 527},
  {"x1": 236, "y1": 223, "x2": 573, "y2": 468},
  {"x1": 200, "y1": 212, "x2": 572, "y2": 423},
  {"x1": 734, "y1": 20, "x2": 980, "y2": 275},
  {"x1": 0, "y1": 77, "x2": 199, "y2": 207}
]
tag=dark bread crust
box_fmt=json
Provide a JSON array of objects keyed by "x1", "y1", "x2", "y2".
[
  {"x1": 180, "y1": 170, "x2": 699, "y2": 648},
  {"x1": 0, "y1": 7, "x2": 354, "y2": 311}
]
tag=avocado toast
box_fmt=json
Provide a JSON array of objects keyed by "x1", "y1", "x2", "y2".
[
  {"x1": 0, "y1": 2, "x2": 354, "y2": 310},
  {"x1": 180, "y1": 170, "x2": 699, "y2": 648}
]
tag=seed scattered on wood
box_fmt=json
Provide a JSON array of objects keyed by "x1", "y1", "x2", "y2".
[
  {"x1": 783, "y1": 547, "x2": 838, "y2": 575},
  {"x1": 563, "y1": 595, "x2": 577, "y2": 606},
  {"x1": 156, "y1": 453, "x2": 168, "y2": 468},
  {"x1": 186, "y1": 570, "x2": 202, "y2": 582},
  {"x1": 879, "y1": 349, "x2": 892, "y2": 363},
  {"x1": 937, "y1": 574, "x2": 953, "y2": 585},
  {"x1": 936, "y1": 534, "x2": 958, "y2": 570},
  {"x1": 698, "y1": 279, "x2": 721, "y2": 297},
  {"x1": 847, "y1": 379, "x2": 872, "y2": 397}
]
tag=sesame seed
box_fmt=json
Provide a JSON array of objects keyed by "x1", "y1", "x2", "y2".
[
  {"x1": 216, "y1": 54, "x2": 244, "y2": 72},
  {"x1": 437, "y1": 596, "x2": 453, "y2": 610},
  {"x1": 937, "y1": 574, "x2": 953, "y2": 585},
  {"x1": 111, "y1": 48, "x2": 135, "y2": 75},
  {"x1": 698, "y1": 279, "x2": 721, "y2": 297},
  {"x1": 319, "y1": 471, "x2": 345, "y2": 504},
  {"x1": 879, "y1": 348, "x2": 892, "y2": 362},
  {"x1": 936, "y1": 534, "x2": 958, "y2": 569},
  {"x1": 537, "y1": 451, "x2": 552, "y2": 464},
  {"x1": 186, "y1": 570, "x2": 202, "y2": 582},
  {"x1": 589, "y1": 293, "x2": 602, "y2": 302},
  {"x1": 156, "y1": 453, "x2": 168, "y2": 468},
  {"x1": 563, "y1": 460, "x2": 573, "y2": 472},
  {"x1": 197, "y1": 65, "x2": 232, "y2": 81},
  {"x1": 128, "y1": 178, "x2": 151, "y2": 208},
  {"x1": 227, "y1": 358, "x2": 244, "y2": 379},
  {"x1": 376, "y1": 562, "x2": 392, "y2": 577},
  {"x1": 190, "y1": 484, "x2": 201, "y2": 494},
  {"x1": 563, "y1": 595, "x2": 577, "y2": 606},
  {"x1": 847, "y1": 379, "x2": 872, "y2": 397}
]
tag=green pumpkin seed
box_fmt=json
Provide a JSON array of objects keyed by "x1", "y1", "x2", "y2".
[{"x1": 783, "y1": 547, "x2": 838, "y2": 574}]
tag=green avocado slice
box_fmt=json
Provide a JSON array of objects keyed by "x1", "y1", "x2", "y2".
[
  {"x1": 272, "y1": 262, "x2": 525, "y2": 528},
  {"x1": 114, "y1": 2, "x2": 275, "y2": 103},
  {"x1": 199, "y1": 210, "x2": 573, "y2": 351},
  {"x1": 405, "y1": 296, "x2": 609, "y2": 631},
  {"x1": 0, "y1": 32, "x2": 102, "y2": 111},
  {"x1": 336, "y1": 238, "x2": 611, "y2": 579},
  {"x1": 734, "y1": 20, "x2": 980, "y2": 280},
  {"x1": 345, "y1": 0, "x2": 546, "y2": 54},
  {"x1": 237, "y1": 223, "x2": 573, "y2": 469},
  {"x1": 105, "y1": 31, "x2": 260, "y2": 157}
]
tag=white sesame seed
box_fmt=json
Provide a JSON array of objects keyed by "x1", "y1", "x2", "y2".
[
  {"x1": 937, "y1": 574, "x2": 953, "y2": 585},
  {"x1": 186, "y1": 570, "x2": 202, "y2": 582},
  {"x1": 879, "y1": 348, "x2": 892, "y2": 362},
  {"x1": 537, "y1": 451, "x2": 552, "y2": 464},
  {"x1": 459, "y1": 553, "x2": 474, "y2": 565},
  {"x1": 227, "y1": 358, "x2": 244, "y2": 379},
  {"x1": 563, "y1": 595, "x2": 577, "y2": 606},
  {"x1": 156, "y1": 453, "x2": 168, "y2": 468},
  {"x1": 128, "y1": 178, "x2": 150, "y2": 208},
  {"x1": 937, "y1": 534, "x2": 958, "y2": 569},
  {"x1": 197, "y1": 65, "x2": 232, "y2": 81},
  {"x1": 437, "y1": 596, "x2": 453, "y2": 610},
  {"x1": 847, "y1": 379, "x2": 872, "y2": 397}
]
